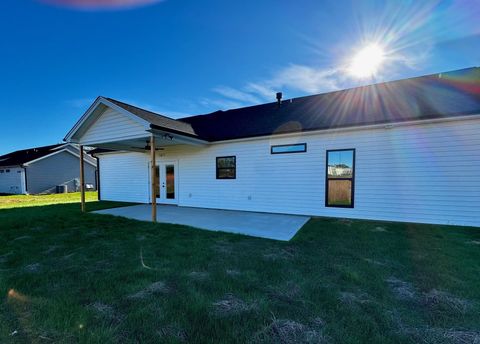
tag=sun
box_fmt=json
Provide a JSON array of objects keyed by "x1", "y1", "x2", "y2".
[{"x1": 348, "y1": 43, "x2": 385, "y2": 78}]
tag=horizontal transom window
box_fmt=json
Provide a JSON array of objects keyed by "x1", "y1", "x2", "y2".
[{"x1": 271, "y1": 143, "x2": 307, "y2": 154}]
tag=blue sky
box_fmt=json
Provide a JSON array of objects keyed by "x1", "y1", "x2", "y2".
[{"x1": 0, "y1": 0, "x2": 479, "y2": 155}]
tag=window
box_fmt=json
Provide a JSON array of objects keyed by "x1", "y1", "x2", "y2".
[
  {"x1": 0, "y1": 170, "x2": 3, "y2": 173},
  {"x1": 216, "y1": 156, "x2": 236, "y2": 179},
  {"x1": 271, "y1": 143, "x2": 307, "y2": 154},
  {"x1": 326, "y1": 149, "x2": 355, "y2": 208},
  {"x1": 5, "y1": 169, "x2": 9, "y2": 173}
]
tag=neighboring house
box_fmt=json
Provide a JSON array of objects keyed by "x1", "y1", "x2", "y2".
[
  {"x1": 0, "y1": 144, "x2": 97, "y2": 194},
  {"x1": 65, "y1": 67, "x2": 480, "y2": 227}
]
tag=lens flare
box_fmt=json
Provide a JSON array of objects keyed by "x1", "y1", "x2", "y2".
[{"x1": 348, "y1": 44, "x2": 386, "y2": 78}]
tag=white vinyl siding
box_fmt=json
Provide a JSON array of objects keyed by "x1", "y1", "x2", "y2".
[
  {"x1": 0, "y1": 167, "x2": 25, "y2": 194},
  {"x1": 98, "y1": 116, "x2": 480, "y2": 227},
  {"x1": 81, "y1": 107, "x2": 147, "y2": 144},
  {"x1": 99, "y1": 152, "x2": 150, "y2": 203}
]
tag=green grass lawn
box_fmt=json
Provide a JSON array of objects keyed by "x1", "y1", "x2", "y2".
[
  {"x1": 0, "y1": 194, "x2": 479, "y2": 343},
  {"x1": 0, "y1": 192, "x2": 98, "y2": 209}
]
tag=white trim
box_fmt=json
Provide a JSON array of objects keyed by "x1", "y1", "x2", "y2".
[
  {"x1": 23, "y1": 148, "x2": 97, "y2": 167},
  {"x1": 64, "y1": 97, "x2": 150, "y2": 142},
  {"x1": 74, "y1": 134, "x2": 151, "y2": 146},
  {"x1": 209, "y1": 113, "x2": 480, "y2": 145}
]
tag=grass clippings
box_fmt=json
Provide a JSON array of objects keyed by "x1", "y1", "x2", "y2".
[
  {"x1": 188, "y1": 271, "x2": 209, "y2": 281},
  {"x1": 253, "y1": 317, "x2": 328, "y2": 344},
  {"x1": 157, "y1": 325, "x2": 188, "y2": 342},
  {"x1": 212, "y1": 294, "x2": 257, "y2": 317},
  {"x1": 339, "y1": 291, "x2": 371, "y2": 305},
  {"x1": 128, "y1": 281, "x2": 170, "y2": 299},
  {"x1": 386, "y1": 277, "x2": 417, "y2": 301},
  {"x1": 422, "y1": 289, "x2": 472, "y2": 314}
]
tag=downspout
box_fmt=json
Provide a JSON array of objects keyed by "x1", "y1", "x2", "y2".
[
  {"x1": 22, "y1": 165, "x2": 28, "y2": 194},
  {"x1": 96, "y1": 156, "x2": 101, "y2": 201}
]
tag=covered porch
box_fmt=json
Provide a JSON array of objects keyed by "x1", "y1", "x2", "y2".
[
  {"x1": 93, "y1": 204, "x2": 310, "y2": 241},
  {"x1": 65, "y1": 97, "x2": 208, "y2": 221}
]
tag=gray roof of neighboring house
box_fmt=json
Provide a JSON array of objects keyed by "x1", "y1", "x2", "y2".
[
  {"x1": 108, "y1": 67, "x2": 480, "y2": 142},
  {"x1": 0, "y1": 144, "x2": 95, "y2": 167},
  {"x1": 0, "y1": 144, "x2": 65, "y2": 167}
]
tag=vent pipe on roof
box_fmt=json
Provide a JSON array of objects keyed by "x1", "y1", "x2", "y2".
[{"x1": 276, "y1": 92, "x2": 282, "y2": 107}]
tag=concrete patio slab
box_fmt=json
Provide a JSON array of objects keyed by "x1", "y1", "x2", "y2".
[{"x1": 93, "y1": 205, "x2": 310, "y2": 241}]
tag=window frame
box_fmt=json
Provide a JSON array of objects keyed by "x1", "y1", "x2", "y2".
[
  {"x1": 271, "y1": 143, "x2": 307, "y2": 155},
  {"x1": 216, "y1": 156, "x2": 236, "y2": 179},
  {"x1": 325, "y1": 148, "x2": 355, "y2": 208}
]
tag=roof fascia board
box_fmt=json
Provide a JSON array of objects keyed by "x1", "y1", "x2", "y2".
[
  {"x1": 209, "y1": 113, "x2": 480, "y2": 145},
  {"x1": 76, "y1": 133, "x2": 151, "y2": 147},
  {"x1": 148, "y1": 128, "x2": 208, "y2": 146},
  {"x1": 64, "y1": 97, "x2": 150, "y2": 142}
]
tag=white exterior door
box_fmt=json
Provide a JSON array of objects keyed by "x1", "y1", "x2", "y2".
[{"x1": 156, "y1": 161, "x2": 178, "y2": 205}]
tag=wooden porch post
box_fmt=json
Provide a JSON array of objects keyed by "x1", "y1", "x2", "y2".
[
  {"x1": 150, "y1": 135, "x2": 157, "y2": 222},
  {"x1": 79, "y1": 145, "x2": 86, "y2": 212}
]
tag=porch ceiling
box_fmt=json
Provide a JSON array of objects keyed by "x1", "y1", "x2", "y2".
[{"x1": 86, "y1": 129, "x2": 207, "y2": 152}]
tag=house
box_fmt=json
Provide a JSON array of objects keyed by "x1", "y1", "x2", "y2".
[
  {"x1": 0, "y1": 143, "x2": 97, "y2": 194},
  {"x1": 65, "y1": 67, "x2": 480, "y2": 227}
]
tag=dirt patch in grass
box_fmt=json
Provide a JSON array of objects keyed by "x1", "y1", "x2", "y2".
[
  {"x1": 212, "y1": 294, "x2": 257, "y2": 317},
  {"x1": 157, "y1": 325, "x2": 188, "y2": 342},
  {"x1": 422, "y1": 289, "x2": 472, "y2": 314},
  {"x1": 128, "y1": 281, "x2": 171, "y2": 299},
  {"x1": 253, "y1": 317, "x2": 328, "y2": 344},
  {"x1": 386, "y1": 277, "x2": 417, "y2": 301}
]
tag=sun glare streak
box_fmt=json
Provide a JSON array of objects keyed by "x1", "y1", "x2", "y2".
[{"x1": 348, "y1": 44, "x2": 386, "y2": 78}]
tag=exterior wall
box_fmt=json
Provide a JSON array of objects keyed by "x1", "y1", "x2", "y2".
[
  {"x1": 98, "y1": 117, "x2": 480, "y2": 227},
  {"x1": 81, "y1": 107, "x2": 146, "y2": 144},
  {"x1": 26, "y1": 150, "x2": 96, "y2": 194},
  {"x1": 98, "y1": 152, "x2": 150, "y2": 203},
  {"x1": 0, "y1": 167, "x2": 25, "y2": 194}
]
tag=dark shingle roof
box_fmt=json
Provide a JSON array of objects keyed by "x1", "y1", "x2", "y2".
[
  {"x1": 179, "y1": 67, "x2": 480, "y2": 141},
  {"x1": 0, "y1": 144, "x2": 65, "y2": 167},
  {"x1": 107, "y1": 67, "x2": 480, "y2": 142}
]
